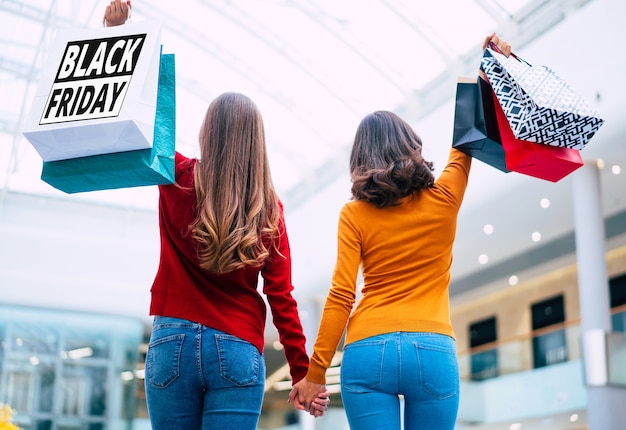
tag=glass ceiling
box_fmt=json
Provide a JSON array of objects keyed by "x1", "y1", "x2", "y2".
[{"x1": 0, "y1": 0, "x2": 576, "y2": 210}]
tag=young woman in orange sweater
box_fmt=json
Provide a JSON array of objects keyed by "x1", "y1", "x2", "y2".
[{"x1": 290, "y1": 33, "x2": 511, "y2": 430}]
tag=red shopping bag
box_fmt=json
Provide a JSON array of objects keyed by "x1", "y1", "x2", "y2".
[{"x1": 491, "y1": 89, "x2": 583, "y2": 182}]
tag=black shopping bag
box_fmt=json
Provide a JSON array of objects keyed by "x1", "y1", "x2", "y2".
[{"x1": 452, "y1": 76, "x2": 509, "y2": 173}]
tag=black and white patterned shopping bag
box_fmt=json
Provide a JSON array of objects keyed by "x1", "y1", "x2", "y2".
[{"x1": 480, "y1": 45, "x2": 604, "y2": 150}]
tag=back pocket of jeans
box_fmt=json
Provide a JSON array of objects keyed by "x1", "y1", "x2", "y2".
[
  {"x1": 146, "y1": 333, "x2": 184, "y2": 388},
  {"x1": 340, "y1": 340, "x2": 385, "y2": 392},
  {"x1": 215, "y1": 334, "x2": 261, "y2": 386},
  {"x1": 415, "y1": 342, "x2": 458, "y2": 400}
]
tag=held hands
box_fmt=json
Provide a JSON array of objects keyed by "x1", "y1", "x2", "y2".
[
  {"x1": 104, "y1": 0, "x2": 131, "y2": 27},
  {"x1": 288, "y1": 378, "x2": 330, "y2": 417}
]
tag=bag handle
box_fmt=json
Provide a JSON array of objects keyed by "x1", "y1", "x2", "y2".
[{"x1": 487, "y1": 41, "x2": 531, "y2": 67}]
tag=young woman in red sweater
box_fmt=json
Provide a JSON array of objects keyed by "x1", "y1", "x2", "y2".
[{"x1": 104, "y1": 2, "x2": 328, "y2": 428}]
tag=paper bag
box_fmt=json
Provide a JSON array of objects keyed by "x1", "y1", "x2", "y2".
[
  {"x1": 22, "y1": 20, "x2": 162, "y2": 161},
  {"x1": 481, "y1": 45, "x2": 604, "y2": 150},
  {"x1": 491, "y1": 86, "x2": 583, "y2": 182},
  {"x1": 40, "y1": 53, "x2": 176, "y2": 193},
  {"x1": 452, "y1": 76, "x2": 509, "y2": 173}
]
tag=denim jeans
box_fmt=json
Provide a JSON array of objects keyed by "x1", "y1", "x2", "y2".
[
  {"x1": 340, "y1": 332, "x2": 459, "y2": 430},
  {"x1": 145, "y1": 316, "x2": 266, "y2": 430}
]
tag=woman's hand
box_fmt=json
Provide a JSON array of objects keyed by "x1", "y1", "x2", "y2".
[
  {"x1": 104, "y1": 0, "x2": 131, "y2": 27},
  {"x1": 480, "y1": 33, "x2": 512, "y2": 81},
  {"x1": 482, "y1": 32, "x2": 512, "y2": 57},
  {"x1": 288, "y1": 378, "x2": 330, "y2": 417},
  {"x1": 309, "y1": 392, "x2": 330, "y2": 417}
]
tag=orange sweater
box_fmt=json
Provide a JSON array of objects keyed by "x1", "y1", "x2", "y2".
[{"x1": 306, "y1": 148, "x2": 472, "y2": 384}]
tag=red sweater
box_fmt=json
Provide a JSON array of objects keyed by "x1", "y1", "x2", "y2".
[{"x1": 150, "y1": 152, "x2": 309, "y2": 383}]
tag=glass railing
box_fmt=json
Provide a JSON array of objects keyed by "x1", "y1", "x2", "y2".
[
  {"x1": 0, "y1": 305, "x2": 144, "y2": 430},
  {"x1": 607, "y1": 329, "x2": 626, "y2": 387},
  {"x1": 457, "y1": 306, "x2": 626, "y2": 382}
]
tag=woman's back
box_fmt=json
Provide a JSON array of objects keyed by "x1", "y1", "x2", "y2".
[{"x1": 335, "y1": 147, "x2": 472, "y2": 345}]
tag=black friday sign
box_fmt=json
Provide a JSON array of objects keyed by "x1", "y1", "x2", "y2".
[
  {"x1": 23, "y1": 21, "x2": 161, "y2": 162},
  {"x1": 40, "y1": 34, "x2": 146, "y2": 124}
]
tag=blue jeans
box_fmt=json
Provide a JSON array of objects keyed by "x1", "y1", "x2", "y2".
[
  {"x1": 340, "y1": 332, "x2": 459, "y2": 430},
  {"x1": 145, "y1": 316, "x2": 266, "y2": 430}
]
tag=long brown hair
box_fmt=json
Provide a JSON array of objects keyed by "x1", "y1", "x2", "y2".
[
  {"x1": 190, "y1": 92, "x2": 281, "y2": 273},
  {"x1": 350, "y1": 111, "x2": 435, "y2": 208}
]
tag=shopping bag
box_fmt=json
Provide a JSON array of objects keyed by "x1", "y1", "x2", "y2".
[
  {"x1": 452, "y1": 76, "x2": 509, "y2": 173},
  {"x1": 481, "y1": 44, "x2": 604, "y2": 150},
  {"x1": 491, "y1": 86, "x2": 583, "y2": 183},
  {"x1": 40, "y1": 52, "x2": 176, "y2": 193},
  {"x1": 22, "y1": 20, "x2": 162, "y2": 161}
]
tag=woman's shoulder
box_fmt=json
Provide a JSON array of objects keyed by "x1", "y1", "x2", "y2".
[
  {"x1": 341, "y1": 199, "x2": 376, "y2": 219},
  {"x1": 158, "y1": 152, "x2": 196, "y2": 193},
  {"x1": 174, "y1": 151, "x2": 197, "y2": 182},
  {"x1": 175, "y1": 151, "x2": 196, "y2": 168}
]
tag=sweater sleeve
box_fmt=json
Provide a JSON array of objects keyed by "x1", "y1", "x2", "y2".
[
  {"x1": 262, "y1": 205, "x2": 310, "y2": 384},
  {"x1": 306, "y1": 204, "x2": 360, "y2": 384},
  {"x1": 435, "y1": 147, "x2": 472, "y2": 207}
]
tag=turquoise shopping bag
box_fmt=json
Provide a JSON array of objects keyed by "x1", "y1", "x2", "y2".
[{"x1": 40, "y1": 52, "x2": 176, "y2": 193}]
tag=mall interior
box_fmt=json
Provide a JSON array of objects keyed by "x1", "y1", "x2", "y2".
[{"x1": 1, "y1": 0, "x2": 625, "y2": 429}]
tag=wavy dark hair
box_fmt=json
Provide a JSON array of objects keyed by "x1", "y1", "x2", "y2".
[
  {"x1": 190, "y1": 92, "x2": 280, "y2": 274},
  {"x1": 350, "y1": 111, "x2": 435, "y2": 208}
]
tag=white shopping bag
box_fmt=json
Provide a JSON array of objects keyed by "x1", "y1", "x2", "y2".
[
  {"x1": 23, "y1": 20, "x2": 162, "y2": 161},
  {"x1": 481, "y1": 44, "x2": 604, "y2": 150}
]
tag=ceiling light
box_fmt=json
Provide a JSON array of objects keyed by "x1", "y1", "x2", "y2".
[
  {"x1": 61, "y1": 347, "x2": 93, "y2": 360},
  {"x1": 540, "y1": 198, "x2": 550, "y2": 208},
  {"x1": 478, "y1": 254, "x2": 488, "y2": 264},
  {"x1": 612, "y1": 165, "x2": 621, "y2": 175},
  {"x1": 483, "y1": 224, "x2": 494, "y2": 235},
  {"x1": 570, "y1": 413, "x2": 579, "y2": 422},
  {"x1": 531, "y1": 232, "x2": 541, "y2": 242},
  {"x1": 509, "y1": 275, "x2": 519, "y2": 286},
  {"x1": 509, "y1": 423, "x2": 522, "y2": 430}
]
